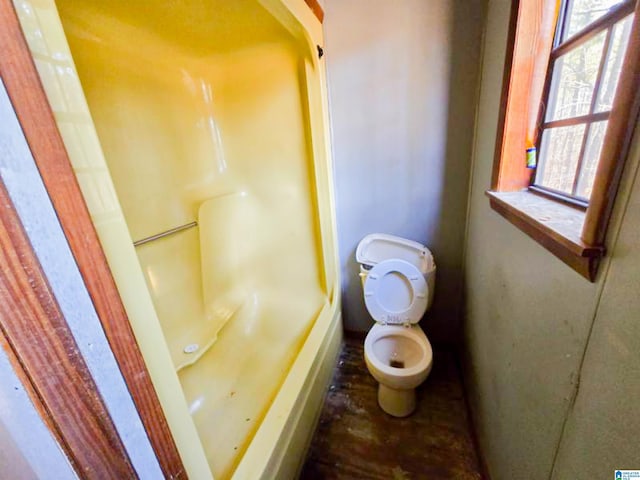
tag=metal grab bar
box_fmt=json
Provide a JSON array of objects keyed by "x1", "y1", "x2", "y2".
[{"x1": 133, "y1": 221, "x2": 198, "y2": 247}]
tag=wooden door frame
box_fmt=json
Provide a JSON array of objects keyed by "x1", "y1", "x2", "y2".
[
  {"x1": 0, "y1": 179, "x2": 138, "y2": 478},
  {"x1": 0, "y1": 1, "x2": 186, "y2": 477}
]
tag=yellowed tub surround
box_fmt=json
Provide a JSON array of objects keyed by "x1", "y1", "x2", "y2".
[{"x1": 15, "y1": 0, "x2": 341, "y2": 478}]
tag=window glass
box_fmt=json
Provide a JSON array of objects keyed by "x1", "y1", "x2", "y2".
[
  {"x1": 537, "y1": 124, "x2": 586, "y2": 193},
  {"x1": 595, "y1": 14, "x2": 634, "y2": 112},
  {"x1": 546, "y1": 31, "x2": 606, "y2": 121},
  {"x1": 563, "y1": 0, "x2": 625, "y2": 39},
  {"x1": 575, "y1": 120, "x2": 609, "y2": 198}
]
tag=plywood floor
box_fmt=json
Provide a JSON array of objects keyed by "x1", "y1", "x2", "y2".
[{"x1": 300, "y1": 334, "x2": 484, "y2": 479}]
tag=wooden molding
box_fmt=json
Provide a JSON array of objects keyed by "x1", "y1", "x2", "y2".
[
  {"x1": 304, "y1": 0, "x2": 324, "y2": 23},
  {"x1": 582, "y1": 0, "x2": 640, "y2": 245},
  {"x1": 492, "y1": 0, "x2": 556, "y2": 192},
  {"x1": 0, "y1": 1, "x2": 186, "y2": 477},
  {"x1": 0, "y1": 180, "x2": 136, "y2": 478},
  {"x1": 487, "y1": 191, "x2": 603, "y2": 281},
  {"x1": 0, "y1": 327, "x2": 67, "y2": 465},
  {"x1": 492, "y1": 0, "x2": 520, "y2": 190}
]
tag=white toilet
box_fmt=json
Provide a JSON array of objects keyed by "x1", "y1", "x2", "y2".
[{"x1": 356, "y1": 234, "x2": 436, "y2": 417}]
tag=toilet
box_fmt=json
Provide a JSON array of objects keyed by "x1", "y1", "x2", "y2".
[{"x1": 356, "y1": 234, "x2": 436, "y2": 417}]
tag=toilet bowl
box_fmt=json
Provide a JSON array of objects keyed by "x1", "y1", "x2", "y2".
[
  {"x1": 356, "y1": 234, "x2": 436, "y2": 417},
  {"x1": 364, "y1": 323, "x2": 433, "y2": 417}
]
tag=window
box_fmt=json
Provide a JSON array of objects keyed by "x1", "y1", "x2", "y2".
[
  {"x1": 489, "y1": 0, "x2": 640, "y2": 281},
  {"x1": 533, "y1": 0, "x2": 635, "y2": 205}
]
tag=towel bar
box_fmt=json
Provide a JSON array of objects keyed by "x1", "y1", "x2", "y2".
[{"x1": 133, "y1": 221, "x2": 198, "y2": 247}]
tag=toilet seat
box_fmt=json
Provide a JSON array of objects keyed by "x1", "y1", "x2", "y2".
[{"x1": 363, "y1": 259, "x2": 428, "y2": 325}]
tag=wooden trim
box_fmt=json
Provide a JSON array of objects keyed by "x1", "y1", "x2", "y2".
[
  {"x1": 570, "y1": 27, "x2": 613, "y2": 195},
  {"x1": 487, "y1": 191, "x2": 603, "y2": 281},
  {"x1": 0, "y1": 327, "x2": 64, "y2": 461},
  {"x1": 0, "y1": 180, "x2": 136, "y2": 478},
  {"x1": 550, "y1": 0, "x2": 635, "y2": 59},
  {"x1": 542, "y1": 111, "x2": 609, "y2": 129},
  {"x1": 0, "y1": 2, "x2": 186, "y2": 478},
  {"x1": 491, "y1": 0, "x2": 521, "y2": 190},
  {"x1": 304, "y1": 0, "x2": 324, "y2": 23},
  {"x1": 583, "y1": 0, "x2": 640, "y2": 245},
  {"x1": 492, "y1": 0, "x2": 557, "y2": 191}
]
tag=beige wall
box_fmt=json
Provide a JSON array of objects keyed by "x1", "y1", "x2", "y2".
[
  {"x1": 550, "y1": 136, "x2": 640, "y2": 477},
  {"x1": 463, "y1": 1, "x2": 640, "y2": 478},
  {"x1": 323, "y1": 0, "x2": 485, "y2": 340}
]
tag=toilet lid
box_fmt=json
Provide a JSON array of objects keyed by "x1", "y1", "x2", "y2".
[{"x1": 363, "y1": 259, "x2": 428, "y2": 325}]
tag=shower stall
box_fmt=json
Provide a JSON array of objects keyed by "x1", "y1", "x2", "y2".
[{"x1": 14, "y1": 0, "x2": 341, "y2": 477}]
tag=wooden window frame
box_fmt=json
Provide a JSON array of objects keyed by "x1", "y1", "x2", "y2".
[
  {"x1": 488, "y1": 0, "x2": 640, "y2": 282},
  {"x1": 532, "y1": 0, "x2": 636, "y2": 204}
]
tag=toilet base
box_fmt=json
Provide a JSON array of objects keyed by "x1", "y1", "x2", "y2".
[{"x1": 377, "y1": 384, "x2": 416, "y2": 417}]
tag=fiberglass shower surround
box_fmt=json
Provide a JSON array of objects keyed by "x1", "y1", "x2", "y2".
[{"x1": 22, "y1": 0, "x2": 341, "y2": 477}]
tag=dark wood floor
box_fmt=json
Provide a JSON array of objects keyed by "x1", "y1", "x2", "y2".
[{"x1": 300, "y1": 334, "x2": 483, "y2": 480}]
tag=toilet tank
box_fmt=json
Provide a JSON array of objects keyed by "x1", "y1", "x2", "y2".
[
  {"x1": 356, "y1": 233, "x2": 434, "y2": 273},
  {"x1": 356, "y1": 233, "x2": 436, "y2": 309}
]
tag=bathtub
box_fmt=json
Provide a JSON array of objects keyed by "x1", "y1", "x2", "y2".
[{"x1": 14, "y1": 0, "x2": 341, "y2": 478}]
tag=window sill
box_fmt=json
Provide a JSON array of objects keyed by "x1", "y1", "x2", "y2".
[{"x1": 486, "y1": 190, "x2": 605, "y2": 281}]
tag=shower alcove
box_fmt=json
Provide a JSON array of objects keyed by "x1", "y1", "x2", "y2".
[{"x1": 16, "y1": 0, "x2": 341, "y2": 477}]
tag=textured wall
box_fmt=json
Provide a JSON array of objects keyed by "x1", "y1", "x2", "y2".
[
  {"x1": 550, "y1": 123, "x2": 640, "y2": 479},
  {"x1": 323, "y1": 0, "x2": 485, "y2": 340},
  {"x1": 463, "y1": 1, "x2": 640, "y2": 478}
]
